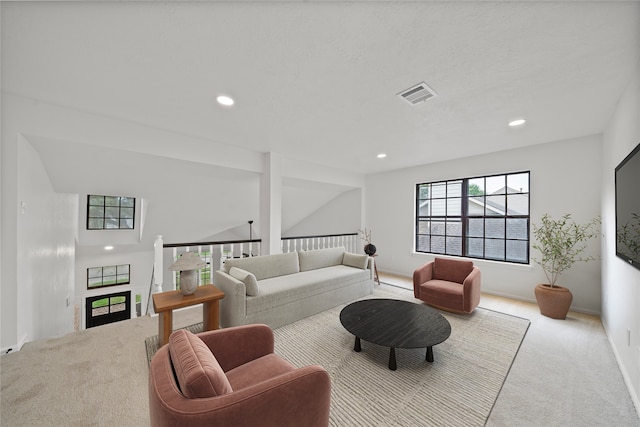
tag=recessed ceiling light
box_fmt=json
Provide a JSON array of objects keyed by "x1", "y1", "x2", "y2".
[
  {"x1": 377, "y1": 153, "x2": 387, "y2": 159},
  {"x1": 104, "y1": 245, "x2": 114, "y2": 251},
  {"x1": 508, "y1": 118, "x2": 526, "y2": 127},
  {"x1": 216, "y1": 95, "x2": 234, "y2": 106}
]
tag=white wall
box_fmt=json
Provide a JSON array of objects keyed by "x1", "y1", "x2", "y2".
[
  {"x1": 284, "y1": 188, "x2": 361, "y2": 238},
  {"x1": 366, "y1": 134, "x2": 603, "y2": 314},
  {"x1": 75, "y1": 249, "x2": 152, "y2": 329},
  {"x1": 601, "y1": 63, "x2": 640, "y2": 411},
  {"x1": 16, "y1": 136, "x2": 76, "y2": 345}
]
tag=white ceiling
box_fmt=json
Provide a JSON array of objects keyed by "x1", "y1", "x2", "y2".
[{"x1": 3, "y1": 1, "x2": 639, "y2": 176}]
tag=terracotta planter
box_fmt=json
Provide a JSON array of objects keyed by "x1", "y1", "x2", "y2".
[{"x1": 534, "y1": 284, "x2": 573, "y2": 319}]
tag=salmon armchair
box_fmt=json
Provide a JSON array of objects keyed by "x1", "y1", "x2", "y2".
[
  {"x1": 149, "y1": 324, "x2": 331, "y2": 427},
  {"x1": 413, "y1": 257, "x2": 481, "y2": 313}
]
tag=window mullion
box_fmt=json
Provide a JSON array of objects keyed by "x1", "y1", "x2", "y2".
[{"x1": 462, "y1": 179, "x2": 469, "y2": 257}]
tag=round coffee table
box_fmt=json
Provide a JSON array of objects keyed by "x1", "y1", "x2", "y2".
[{"x1": 339, "y1": 298, "x2": 451, "y2": 370}]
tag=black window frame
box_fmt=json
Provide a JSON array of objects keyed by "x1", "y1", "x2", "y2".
[
  {"x1": 87, "y1": 194, "x2": 136, "y2": 230},
  {"x1": 87, "y1": 264, "x2": 131, "y2": 289},
  {"x1": 415, "y1": 171, "x2": 530, "y2": 264}
]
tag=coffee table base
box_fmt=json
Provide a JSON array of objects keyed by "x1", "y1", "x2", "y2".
[{"x1": 353, "y1": 336, "x2": 435, "y2": 371}]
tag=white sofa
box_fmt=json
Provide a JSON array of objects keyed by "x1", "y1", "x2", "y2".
[{"x1": 213, "y1": 247, "x2": 374, "y2": 329}]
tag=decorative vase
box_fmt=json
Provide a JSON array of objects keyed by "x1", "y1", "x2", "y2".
[
  {"x1": 534, "y1": 284, "x2": 573, "y2": 319},
  {"x1": 180, "y1": 270, "x2": 198, "y2": 296},
  {"x1": 364, "y1": 243, "x2": 377, "y2": 256}
]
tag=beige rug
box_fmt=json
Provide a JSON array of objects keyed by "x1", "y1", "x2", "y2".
[{"x1": 145, "y1": 285, "x2": 530, "y2": 426}]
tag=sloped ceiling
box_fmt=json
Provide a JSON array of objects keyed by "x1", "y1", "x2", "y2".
[{"x1": 26, "y1": 135, "x2": 353, "y2": 246}]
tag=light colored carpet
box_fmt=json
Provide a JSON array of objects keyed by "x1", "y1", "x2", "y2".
[
  {"x1": 274, "y1": 286, "x2": 529, "y2": 427},
  {"x1": 142, "y1": 285, "x2": 529, "y2": 426},
  {"x1": 1, "y1": 284, "x2": 529, "y2": 426}
]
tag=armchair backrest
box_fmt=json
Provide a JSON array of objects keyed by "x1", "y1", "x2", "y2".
[{"x1": 432, "y1": 257, "x2": 474, "y2": 284}]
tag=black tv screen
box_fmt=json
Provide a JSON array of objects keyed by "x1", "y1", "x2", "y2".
[{"x1": 615, "y1": 142, "x2": 640, "y2": 271}]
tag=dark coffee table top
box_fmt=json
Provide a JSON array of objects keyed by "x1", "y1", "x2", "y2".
[{"x1": 339, "y1": 298, "x2": 451, "y2": 349}]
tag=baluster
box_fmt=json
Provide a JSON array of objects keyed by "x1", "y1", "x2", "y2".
[
  {"x1": 153, "y1": 235, "x2": 164, "y2": 296},
  {"x1": 220, "y1": 244, "x2": 226, "y2": 269},
  {"x1": 172, "y1": 247, "x2": 178, "y2": 290},
  {"x1": 209, "y1": 245, "x2": 214, "y2": 281}
]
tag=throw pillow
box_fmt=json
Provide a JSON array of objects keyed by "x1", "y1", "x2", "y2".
[
  {"x1": 229, "y1": 267, "x2": 259, "y2": 296},
  {"x1": 169, "y1": 329, "x2": 233, "y2": 399},
  {"x1": 342, "y1": 252, "x2": 369, "y2": 270}
]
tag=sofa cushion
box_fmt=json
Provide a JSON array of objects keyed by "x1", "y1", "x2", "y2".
[
  {"x1": 224, "y1": 252, "x2": 300, "y2": 281},
  {"x1": 342, "y1": 252, "x2": 369, "y2": 270},
  {"x1": 432, "y1": 257, "x2": 474, "y2": 284},
  {"x1": 229, "y1": 267, "x2": 259, "y2": 296},
  {"x1": 169, "y1": 329, "x2": 232, "y2": 399},
  {"x1": 299, "y1": 247, "x2": 346, "y2": 272},
  {"x1": 246, "y1": 265, "x2": 371, "y2": 315}
]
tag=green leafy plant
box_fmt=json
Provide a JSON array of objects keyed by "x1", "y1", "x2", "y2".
[{"x1": 531, "y1": 213, "x2": 600, "y2": 287}]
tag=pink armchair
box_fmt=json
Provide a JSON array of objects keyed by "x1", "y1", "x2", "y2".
[
  {"x1": 149, "y1": 324, "x2": 331, "y2": 427},
  {"x1": 413, "y1": 257, "x2": 481, "y2": 313}
]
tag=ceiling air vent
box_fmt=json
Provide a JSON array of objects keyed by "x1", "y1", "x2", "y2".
[{"x1": 397, "y1": 82, "x2": 438, "y2": 105}]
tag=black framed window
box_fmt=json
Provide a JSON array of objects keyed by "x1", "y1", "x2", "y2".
[
  {"x1": 416, "y1": 171, "x2": 530, "y2": 264},
  {"x1": 87, "y1": 195, "x2": 135, "y2": 230},
  {"x1": 87, "y1": 264, "x2": 130, "y2": 289}
]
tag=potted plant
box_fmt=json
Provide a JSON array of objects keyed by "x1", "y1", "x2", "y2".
[
  {"x1": 531, "y1": 213, "x2": 600, "y2": 319},
  {"x1": 358, "y1": 228, "x2": 377, "y2": 256}
]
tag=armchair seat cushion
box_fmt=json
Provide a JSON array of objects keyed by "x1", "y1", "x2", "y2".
[
  {"x1": 420, "y1": 280, "x2": 464, "y2": 299},
  {"x1": 226, "y1": 353, "x2": 295, "y2": 390}
]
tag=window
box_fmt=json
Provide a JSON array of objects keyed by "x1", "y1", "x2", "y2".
[
  {"x1": 87, "y1": 195, "x2": 135, "y2": 230},
  {"x1": 87, "y1": 264, "x2": 130, "y2": 289},
  {"x1": 416, "y1": 171, "x2": 530, "y2": 264}
]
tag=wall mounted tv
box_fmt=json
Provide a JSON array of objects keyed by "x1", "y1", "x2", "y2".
[{"x1": 615, "y1": 142, "x2": 640, "y2": 271}]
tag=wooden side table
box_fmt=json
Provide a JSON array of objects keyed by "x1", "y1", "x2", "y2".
[{"x1": 152, "y1": 284, "x2": 225, "y2": 346}]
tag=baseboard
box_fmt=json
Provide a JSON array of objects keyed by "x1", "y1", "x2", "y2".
[
  {"x1": 1, "y1": 334, "x2": 28, "y2": 356},
  {"x1": 602, "y1": 320, "x2": 640, "y2": 418},
  {"x1": 479, "y1": 289, "x2": 601, "y2": 317}
]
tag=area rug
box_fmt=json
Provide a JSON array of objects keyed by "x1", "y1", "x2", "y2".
[{"x1": 145, "y1": 285, "x2": 530, "y2": 426}]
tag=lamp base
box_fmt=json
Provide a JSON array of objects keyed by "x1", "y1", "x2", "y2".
[{"x1": 180, "y1": 270, "x2": 198, "y2": 296}]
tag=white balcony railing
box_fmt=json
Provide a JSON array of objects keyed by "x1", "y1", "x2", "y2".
[{"x1": 152, "y1": 232, "x2": 358, "y2": 294}]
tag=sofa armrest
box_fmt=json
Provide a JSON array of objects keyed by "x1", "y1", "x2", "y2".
[
  {"x1": 462, "y1": 266, "x2": 481, "y2": 312},
  {"x1": 214, "y1": 270, "x2": 247, "y2": 328},
  {"x1": 412, "y1": 261, "x2": 434, "y2": 298},
  {"x1": 198, "y1": 324, "x2": 274, "y2": 372}
]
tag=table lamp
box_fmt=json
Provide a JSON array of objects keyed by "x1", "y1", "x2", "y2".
[{"x1": 169, "y1": 252, "x2": 205, "y2": 296}]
